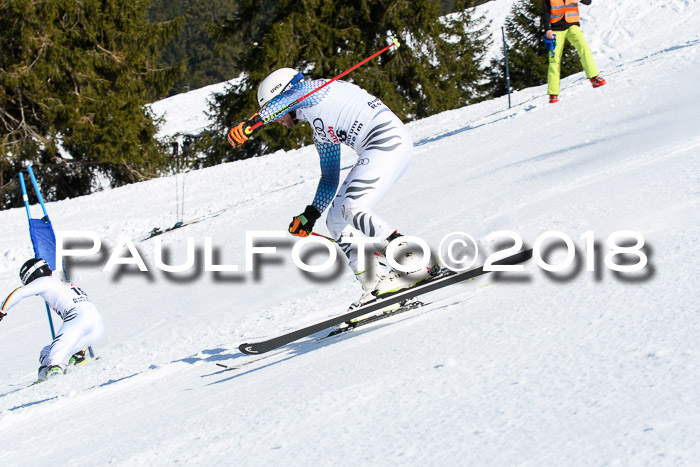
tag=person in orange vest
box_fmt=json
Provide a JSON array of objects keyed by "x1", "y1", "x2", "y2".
[{"x1": 542, "y1": 0, "x2": 606, "y2": 103}]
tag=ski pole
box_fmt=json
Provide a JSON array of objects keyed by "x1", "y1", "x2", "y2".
[
  {"x1": 311, "y1": 232, "x2": 337, "y2": 243},
  {"x1": 245, "y1": 38, "x2": 401, "y2": 135}
]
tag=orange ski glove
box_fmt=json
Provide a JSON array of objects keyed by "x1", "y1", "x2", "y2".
[{"x1": 228, "y1": 113, "x2": 263, "y2": 147}]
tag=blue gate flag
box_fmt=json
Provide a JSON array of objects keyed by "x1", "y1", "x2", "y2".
[{"x1": 28, "y1": 217, "x2": 57, "y2": 270}]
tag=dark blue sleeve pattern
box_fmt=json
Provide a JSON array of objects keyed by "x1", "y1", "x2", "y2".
[
  {"x1": 259, "y1": 80, "x2": 329, "y2": 123},
  {"x1": 311, "y1": 141, "x2": 341, "y2": 213}
]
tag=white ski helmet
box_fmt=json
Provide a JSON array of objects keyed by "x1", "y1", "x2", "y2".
[{"x1": 257, "y1": 68, "x2": 304, "y2": 107}]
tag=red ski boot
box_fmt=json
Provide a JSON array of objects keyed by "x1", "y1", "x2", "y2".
[{"x1": 590, "y1": 76, "x2": 607, "y2": 88}]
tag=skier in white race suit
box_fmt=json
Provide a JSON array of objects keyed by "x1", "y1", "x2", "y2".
[
  {"x1": 1, "y1": 258, "x2": 104, "y2": 380},
  {"x1": 228, "y1": 69, "x2": 432, "y2": 307}
]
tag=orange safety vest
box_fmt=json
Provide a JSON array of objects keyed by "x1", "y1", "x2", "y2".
[{"x1": 549, "y1": 0, "x2": 580, "y2": 24}]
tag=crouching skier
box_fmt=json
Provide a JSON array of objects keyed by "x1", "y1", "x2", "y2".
[
  {"x1": 228, "y1": 68, "x2": 434, "y2": 309},
  {"x1": 1, "y1": 258, "x2": 104, "y2": 381}
]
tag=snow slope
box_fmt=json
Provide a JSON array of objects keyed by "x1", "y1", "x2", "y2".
[{"x1": 1, "y1": 0, "x2": 699, "y2": 465}]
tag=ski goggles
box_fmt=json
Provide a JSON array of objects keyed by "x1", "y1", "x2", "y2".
[{"x1": 282, "y1": 72, "x2": 305, "y2": 94}]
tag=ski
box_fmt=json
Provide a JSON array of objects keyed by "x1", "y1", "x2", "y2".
[
  {"x1": 29, "y1": 356, "x2": 101, "y2": 386},
  {"x1": 238, "y1": 248, "x2": 533, "y2": 355},
  {"x1": 216, "y1": 347, "x2": 296, "y2": 372},
  {"x1": 326, "y1": 299, "x2": 426, "y2": 337},
  {"x1": 140, "y1": 220, "x2": 202, "y2": 242},
  {"x1": 216, "y1": 299, "x2": 426, "y2": 371}
]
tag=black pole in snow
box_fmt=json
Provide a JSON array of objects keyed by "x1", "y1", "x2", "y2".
[{"x1": 502, "y1": 27, "x2": 512, "y2": 109}]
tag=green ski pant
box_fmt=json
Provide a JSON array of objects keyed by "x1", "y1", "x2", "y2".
[{"x1": 548, "y1": 25, "x2": 599, "y2": 95}]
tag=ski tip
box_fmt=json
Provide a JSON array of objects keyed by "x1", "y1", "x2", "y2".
[
  {"x1": 493, "y1": 248, "x2": 533, "y2": 266},
  {"x1": 239, "y1": 344, "x2": 260, "y2": 355}
]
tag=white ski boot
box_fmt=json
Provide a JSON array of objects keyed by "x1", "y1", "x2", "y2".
[
  {"x1": 375, "y1": 232, "x2": 435, "y2": 296},
  {"x1": 340, "y1": 254, "x2": 403, "y2": 331},
  {"x1": 46, "y1": 365, "x2": 65, "y2": 378},
  {"x1": 349, "y1": 253, "x2": 389, "y2": 310},
  {"x1": 37, "y1": 364, "x2": 65, "y2": 382}
]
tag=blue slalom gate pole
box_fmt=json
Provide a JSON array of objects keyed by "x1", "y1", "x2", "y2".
[
  {"x1": 25, "y1": 164, "x2": 95, "y2": 358},
  {"x1": 19, "y1": 162, "x2": 95, "y2": 358},
  {"x1": 19, "y1": 171, "x2": 56, "y2": 339},
  {"x1": 26, "y1": 163, "x2": 49, "y2": 218}
]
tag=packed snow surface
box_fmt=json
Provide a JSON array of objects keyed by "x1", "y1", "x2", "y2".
[{"x1": 1, "y1": 0, "x2": 699, "y2": 465}]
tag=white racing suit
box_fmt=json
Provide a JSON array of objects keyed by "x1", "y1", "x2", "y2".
[
  {"x1": 2, "y1": 276, "x2": 104, "y2": 371},
  {"x1": 260, "y1": 79, "x2": 413, "y2": 274}
]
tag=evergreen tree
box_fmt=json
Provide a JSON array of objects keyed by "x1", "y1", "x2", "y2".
[
  {"x1": 441, "y1": 0, "x2": 491, "y2": 14},
  {"x1": 0, "y1": 0, "x2": 184, "y2": 209},
  {"x1": 202, "y1": 0, "x2": 491, "y2": 165},
  {"x1": 485, "y1": 0, "x2": 580, "y2": 98},
  {"x1": 147, "y1": 0, "x2": 243, "y2": 96}
]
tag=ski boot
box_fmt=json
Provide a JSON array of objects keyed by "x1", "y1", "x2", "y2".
[
  {"x1": 590, "y1": 76, "x2": 606, "y2": 88},
  {"x1": 349, "y1": 253, "x2": 389, "y2": 310},
  {"x1": 69, "y1": 349, "x2": 87, "y2": 366},
  {"x1": 375, "y1": 231, "x2": 436, "y2": 296},
  {"x1": 36, "y1": 364, "x2": 65, "y2": 382},
  {"x1": 46, "y1": 365, "x2": 65, "y2": 378}
]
